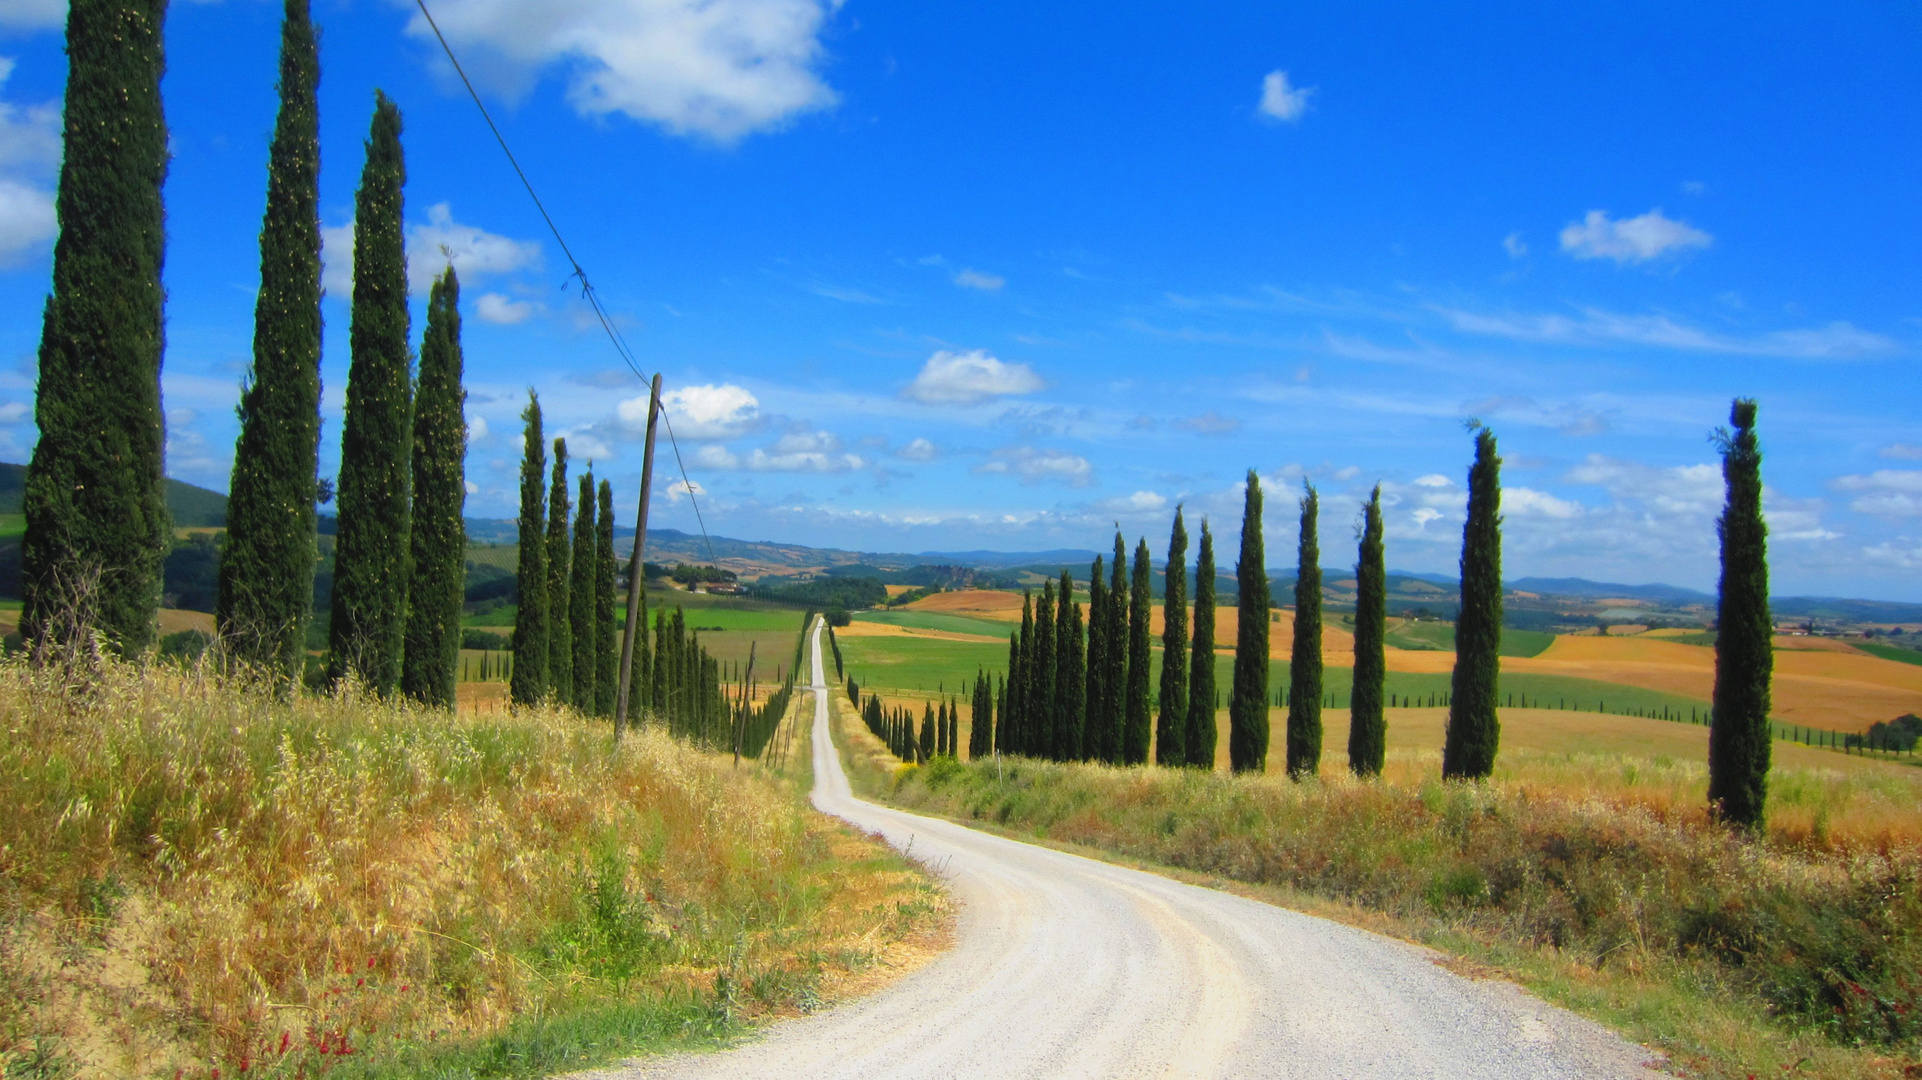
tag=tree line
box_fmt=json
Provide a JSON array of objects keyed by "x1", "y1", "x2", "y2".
[{"x1": 970, "y1": 411, "x2": 1776, "y2": 827}]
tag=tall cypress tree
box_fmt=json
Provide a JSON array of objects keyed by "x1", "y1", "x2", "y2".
[
  {"x1": 1125, "y1": 538, "x2": 1153, "y2": 765},
  {"x1": 1055, "y1": 571, "x2": 1082, "y2": 760},
  {"x1": 919, "y1": 702, "x2": 936, "y2": 763},
  {"x1": 509, "y1": 393, "x2": 547, "y2": 705},
  {"x1": 328, "y1": 92, "x2": 412, "y2": 694},
  {"x1": 595, "y1": 479, "x2": 618, "y2": 718},
  {"x1": 216, "y1": 0, "x2": 320, "y2": 679},
  {"x1": 1708, "y1": 399, "x2": 1773, "y2": 829},
  {"x1": 1156, "y1": 509, "x2": 1189, "y2": 766},
  {"x1": 1349, "y1": 485, "x2": 1387, "y2": 777},
  {"x1": 22, "y1": 0, "x2": 171, "y2": 657},
  {"x1": 1033, "y1": 581, "x2": 1056, "y2": 756},
  {"x1": 1016, "y1": 593, "x2": 1035, "y2": 753},
  {"x1": 1005, "y1": 627, "x2": 1023, "y2": 755},
  {"x1": 570, "y1": 469, "x2": 597, "y2": 709},
  {"x1": 1229, "y1": 471, "x2": 1271, "y2": 772},
  {"x1": 1105, "y1": 533, "x2": 1130, "y2": 763},
  {"x1": 1444, "y1": 426, "x2": 1504, "y2": 780},
  {"x1": 1186, "y1": 520, "x2": 1218, "y2": 770},
  {"x1": 1083, "y1": 556, "x2": 1107, "y2": 762},
  {"x1": 1287, "y1": 483, "x2": 1322, "y2": 778},
  {"x1": 545, "y1": 439, "x2": 572, "y2": 704},
  {"x1": 400, "y1": 267, "x2": 465, "y2": 707}
]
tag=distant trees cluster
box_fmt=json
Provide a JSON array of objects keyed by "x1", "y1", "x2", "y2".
[{"x1": 851, "y1": 676, "x2": 959, "y2": 765}]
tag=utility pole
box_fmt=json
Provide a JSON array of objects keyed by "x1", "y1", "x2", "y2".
[{"x1": 614, "y1": 373, "x2": 662, "y2": 740}]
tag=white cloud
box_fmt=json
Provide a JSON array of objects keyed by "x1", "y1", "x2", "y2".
[
  {"x1": 903, "y1": 349, "x2": 1043, "y2": 405},
  {"x1": 976, "y1": 446, "x2": 1092, "y2": 486},
  {"x1": 1437, "y1": 305, "x2": 1896, "y2": 360},
  {"x1": 1504, "y1": 486, "x2": 1584, "y2": 520},
  {"x1": 1412, "y1": 474, "x2": 1452, "y2": 488},
  {"x1": 1835, "y1": 470, "x2": 1922, "y2": 518},
  {"x1": 320, "y1": 222, "x2": 355, "y2": 297},
  {"x1": 1256, "y1": 70, "x2": 1313, "y2": 122},
  {"x1": 954, "y1": 268, "x2": 1004, "y2": 291},
  {"x1": 1566, "y1": 456, "x2": 1722, "y2": 518},
  {"x1": 636, "y1": 382, "x2": 759, "y2": 439},
  {"x1": 466, "y1": 413, "x2": 489, "y2": 442},
  {"x1": 403, "y1": 0, "x2": 840, "y2": 143},
  {"x1": 1558, "y1": 208, "x2": 1711, "y2": 264},
  {"x1": 1878, "y1": 444, "x2": 1922, "y2": 461},
  {"x1": 0, "y1": 61, "x2": 59, "y2": 265},
  {"x1": 0, "y1": 2, "x2": 63, "y2": 30},
  {"x1": 407, "y1": 203, "x2": 542, "y2": 293},
  {"x1": 695, "y1": 433, "x2": 861, "y2": 472},
  {"x1": 1097, "y1": 490, "x2": 1167, "y2": 514},
  {"x1": 664, "y1": 477, "x2": 705, "y2": 503},
  {"x1": 1502, "y1": 232, "x2": 1527, "y2": 258},
  {"x1": 476, "y1": 292, "x2": 537, "y2": 324},
  {"x1": 897, "y1": 437, "x2": 937, "y2": 462},
  {"x1": 465, "y1": 480, "x2": 481, "y2": 495},
  {"x1": 0, "y1": 400, "x2": 27, "y2": 423}
]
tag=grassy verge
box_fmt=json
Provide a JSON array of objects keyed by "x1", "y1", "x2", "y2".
[
  {"x1": 0, "y1": 660, "x2": 942, "y2": 1079},
  {"x1": 842, "y1": 736, "x2": 1921, "y2": 1080}
]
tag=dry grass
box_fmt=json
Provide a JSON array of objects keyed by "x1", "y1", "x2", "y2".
[
  {"x1": 902, "y1": 590, "x2": 1025, "y2": 621},
  {"x1": 0, "y1": 661, "x2": 942, "y2": 1079},
  {"x1": 877, "y1": 753, "x2": 1922, "y2": 1079}
]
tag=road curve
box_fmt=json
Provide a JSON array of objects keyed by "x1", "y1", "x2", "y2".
[{"x1": 597, "y1": 620, "x2": 1661, "y2": 1080}]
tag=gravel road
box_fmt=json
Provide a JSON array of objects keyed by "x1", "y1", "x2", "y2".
[{"x1": 595, "y1": 620, "x2": 1664, "y2": 1080}]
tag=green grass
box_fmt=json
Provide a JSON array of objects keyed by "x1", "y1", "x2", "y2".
[
  {"x1": 1855, "y1": 640, "x2": 1922, "y2": 667},
  {"x1": 1383, "y1": 620, "x2": 1454, "y2": 651},
  {"x1": 838, "y1": 634, "x2": 1011, "y2": 698},
  {"x1": 852, "y1": 610, "x2": 1014, "y2": 638}
]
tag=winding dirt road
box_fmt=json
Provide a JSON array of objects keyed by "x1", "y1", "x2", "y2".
[{"x1": 600, "y1": 621, "x2": 1662, "y2": 1079}]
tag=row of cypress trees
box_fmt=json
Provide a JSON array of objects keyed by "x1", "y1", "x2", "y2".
[{"x1": 851, "y1": 677, "x2": 959, "y2": 765}]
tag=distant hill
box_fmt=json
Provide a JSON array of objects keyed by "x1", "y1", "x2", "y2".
[
  {"x1": 0, "y1": 462, "x2": 227, "y2": 526},
  {"x1": 1508, "y1": 577, "x2": 1714, "y2": 604}
]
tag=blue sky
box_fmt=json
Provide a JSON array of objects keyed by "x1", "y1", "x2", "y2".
[{"x1": 0, "y1": 1, "x2": 1917, "y2": 596}]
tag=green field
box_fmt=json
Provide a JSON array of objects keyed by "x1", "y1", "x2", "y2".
[
  {"x1": 837, "y1": 631, "x2": 1713, "y2": 721},
  {"x1": 1382, "y1": 619, "x2": 1554, "y2": 658},
  {"x1": 1854, "y1": 640, "x2": 1922, "y2": 667}
]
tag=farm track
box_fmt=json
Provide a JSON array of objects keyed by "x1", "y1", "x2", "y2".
[{"x1": 590, "y1": 621, "x2": 1663, "y2": 1080}]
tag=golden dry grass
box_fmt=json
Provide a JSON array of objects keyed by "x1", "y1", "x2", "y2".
[
  {"x1": 902, "y1": 589, "x2": 1025, "y2": 620},
  {"x1": 0, "y1": 662, "x2": 942, "y2": 1078}
]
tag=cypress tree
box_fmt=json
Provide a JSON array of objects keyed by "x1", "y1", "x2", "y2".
[
  {"x1": 22, "y1": 0, "x2": 172, "y2": 658},
  {"x1": 1083, "y1": 556, "x2": 1107, "y2": 762},
  {"x1": 1156, "y1": 509, "x2": 1189, "y2": 766},
  {"x1": 1017, "y1": 593, "x2": 1036, "y2": 753},
  {"x1": 509, "y1": 393, "x2": 547, "y2": 705},
  {"x1": 1125, "y1": 538, "x2": 1153, "y2": 765},
  {"x1": 400, "y1": 267, "x2": 465, "y2": 707},
  {"x1": 570, "y1": 469, "x2": 597, "y2": 709},
  {"x1": 1444, "y1": 426, "x2": 1504, "y2": 780},
  {"x1": 1056, "y1": 572, "x2": 1084, "y2": 760},
  {"x1": 1105, "y1": 533, "x2": 1130, "y2": 763},
  {"x1": 1349, "y1": 485, "x2": 1387, "y2": 777},
  {"x1": 545, "y1": 439, "x2": 572, "y2": 704},
  {"x1": 1229, "y1": 471, "x2": 1271, "y2": 772},
  {"x1": 1186, "y1": 520, "x2": 1218, "y2": 770},
  {"x1": 1287, "y1": 483, "x2": 1322, "y2": 778},
  {"x1": 596, "y1": 479, "x2": 618, "y2": 718},
  {"x1": 919, "y1": 703, "x2": 936, "y2": 763},
  {"x1": 328, "y1": 92, "x2": 412, "y2": 694},
  {"x1": 1708, "y1": 399, "x2": 1773, "y2": 829},
  {"x1": 1005, "y1": 628, "x2": 1023, "y2": 755},
  {"x1": 1033, "y1": 580, "x2": 1056, "y2": 757},
  {"x1": 995, "y1": 677, "x2": 1007, "y2": 754},
  {"x1": 216, "y1": 0, "x2": 320, "y2": 678}
]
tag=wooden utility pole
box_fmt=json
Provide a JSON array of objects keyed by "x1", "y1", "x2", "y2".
[{"x1": 614, "y1": 373, "x2": 662, "y2": 740}]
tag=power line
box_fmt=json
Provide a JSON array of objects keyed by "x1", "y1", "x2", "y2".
[{"x1": 411, "y1": 0, "x2": 717, "y2": 566}]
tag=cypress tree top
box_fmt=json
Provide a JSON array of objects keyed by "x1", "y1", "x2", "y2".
[
  {"x1": 1230, "y1": 471, "x2": 1271, "y2": 772},
  {"x1": 1708, "y1": 399, "x2": 1773, "y2": 829},
  {"x1": 218, "y1": 0, "x2": 321, "y2": 679},
  {"x1": 546, "y1": 438, "x2": 573, "y2": 704},
  {"x1": 1444, "y1": 426, "x2": 1504, "y2": 780}
]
